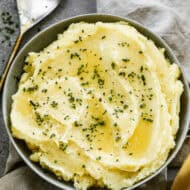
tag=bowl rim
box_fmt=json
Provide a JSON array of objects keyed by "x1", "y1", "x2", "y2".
[{"x1": 2, "y1": 13, "x2": 190, "y2": 190}]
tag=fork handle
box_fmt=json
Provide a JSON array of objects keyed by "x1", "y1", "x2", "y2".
[{"x1": 0, "y1": 34, "x2": 22, "y2": 91}]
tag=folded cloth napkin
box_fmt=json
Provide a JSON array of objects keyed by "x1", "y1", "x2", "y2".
[{"x1": 0, "y1": 0, "x2": 190, "y2": 190}]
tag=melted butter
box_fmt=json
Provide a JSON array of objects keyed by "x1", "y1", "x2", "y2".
[{"x1": 126, "y1": 120, "x2": 152, "y2": 158}]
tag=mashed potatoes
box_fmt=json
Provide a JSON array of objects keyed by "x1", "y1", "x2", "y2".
[{"x1": 10, "y1": 22, "x2": 183, "y2": 190}]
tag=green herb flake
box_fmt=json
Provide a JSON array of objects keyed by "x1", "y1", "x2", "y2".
[
  {"x1": 64, "y1": 115, "x2": 70, "y2": 120},
  {"x1": 51, "y1": 101, "x2": 58, "y2": 108},
  {"x1": 77, "y1": 64, "x2": 85, "y2": 75},
  {"x1": 140, "y1": 66, "x2": 143, "y2": 72},
  {"x1": 96, "y1": 156, "x2": 101, "y2": 160},
  {"x1": 114, "y1": 123, "x2": 118, "y2": 127},
  {"x1": 118, "y1": 42, "x2": 130, "y2": 47},
  {"x1": 122, "y1": 58, "x2": 130, "y2": 62},
  {"x1": 70, "y1": 52, "x2": 81, "y2": 60},
  {"x1": 81, "y1": 82, "x2": 89, "y2": 86},
  {"x1": 143, "y1": 118, "x2": 153, "y2": 123},
  {"x1": 59, "y1": 142, "x2": 68, "y2": 151},
  {"x1": 29, "y1": 100, "x2": 40, "y2": 110},
  {"x1": 111, "y1": 62, "x2": 116, "y2": 69},
  {"x1": 119, "y1": 72, "x2": 126, "y2": 77},
  {"x1": 123, "y1": 104, "x2": 128, "y2": 109},
  {"x1": 35, "y1": 112, "x2": 44, "y2": 125},
  {"x1": 139, "y1": 103, "x2": 146, "y2": 109},
  {"x1": 101, "y1": 35, "x2": 106, "y2": 39},
  {"x1": 98, "y1": 79, "x2": 104, "y2": 86},
  {"x1": 74, "y1": 121, "x2": 82, "y2": 127},
  {"x1": 115, "y1": 136, "x2": 121, "y2": 142},
  {"x1": 108, "y1": 96, "x2": 112, "y2": 102},
  {"x1": 50, "y1": 133, "x2": 56, "y2": 139},
  {"x1": 141, "y1": 74, "x2": 146, "y2": 85},
  {"x1": 41, "y1": 89, "x2": 47, "y2": 93},
  {"x1": 23, "y1": 85, "x2": 38, "y2": 93}
]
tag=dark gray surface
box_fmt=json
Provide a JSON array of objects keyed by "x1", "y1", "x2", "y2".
[
  {"x1": 0, "y1": 0, "x2": 96, "y2": 177},
  {"x1": 0, "y1": 0, "x2": 19, "y2": 177}
]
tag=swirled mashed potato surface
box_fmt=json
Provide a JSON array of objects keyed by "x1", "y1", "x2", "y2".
[{"x1": 11, "y1": 22, "x2": 183, "y2": 190}]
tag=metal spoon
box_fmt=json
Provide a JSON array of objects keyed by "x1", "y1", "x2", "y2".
[{"x1": 0, "y1": 0, "x2": 61, "y2": 91}]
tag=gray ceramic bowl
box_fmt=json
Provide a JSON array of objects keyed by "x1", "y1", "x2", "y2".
[{"x1": 2, "y1": 14, "x2": 190, "y2": 190}]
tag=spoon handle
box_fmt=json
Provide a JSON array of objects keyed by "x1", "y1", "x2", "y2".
[{"x1": 0, "y1": 34, "x2": 22, "y2": 91}]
